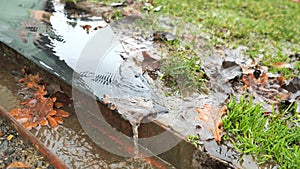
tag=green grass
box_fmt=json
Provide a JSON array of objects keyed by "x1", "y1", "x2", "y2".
[
  {"x1": 153, "y1": 0, "x2": 300, "y2": 77},
  {"x1": 223, "y1": 95, "x2": 300, "y2": 168},
  {"x1": 160, "y1": 42, "x2": 209, "y2": 96},
  {"x1": 81, "y1": 0, "x2": 299, "y2": 92}
]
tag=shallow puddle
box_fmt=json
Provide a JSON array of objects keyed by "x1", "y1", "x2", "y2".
[{"x1": 0, "y1": 44, "x2": 174, "y2": 168}]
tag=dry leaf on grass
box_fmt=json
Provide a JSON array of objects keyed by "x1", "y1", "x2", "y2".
[
  {"x1": 239, "y1": 70, "x2": 291, "y2": 110},
  {"x1": 195, "y1": 104, "x2": 226, "y2": 143}
]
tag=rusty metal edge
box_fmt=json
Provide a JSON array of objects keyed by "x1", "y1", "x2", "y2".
[{"x1": 0, "y1": 105, "x2": 69, "y2": 169}]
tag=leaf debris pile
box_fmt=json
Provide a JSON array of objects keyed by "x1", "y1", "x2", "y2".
[
  {"x1": 9, "y1": 66, "x2": 70, "y2": 130},
  {"x1": 237, "y1": 65, "x2": 299, "y2": 112}
]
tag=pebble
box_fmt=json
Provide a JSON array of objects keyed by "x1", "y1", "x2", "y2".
[{"x1": 0, "y1": 118, "x2": 54, "y2": 169}]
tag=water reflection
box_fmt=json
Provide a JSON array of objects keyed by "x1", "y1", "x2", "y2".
[{"x1": 0, "y1": 0, "x2": 108, "y2": 84}]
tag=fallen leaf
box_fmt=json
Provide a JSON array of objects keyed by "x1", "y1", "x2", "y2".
[
  {"x1": 19, "y1": 73, "x2": 41, "y2": 89},
  {"x1": 31, "y1": 10, "x2": 51, "y2": 23},
  {"x1": 11, "y1": 68, "x2": 70, "y2": 130},
  {"x1": 273, "y1": 62, "x2": 293, "y2": 69},
  {"x1": 35, "y1": 85, "x2": 47, "y2": 97},
  {"x1": 277, "y1": 74, "x2": 286, "y2": 86},
  {"x1": 80, "y1": 25, "x2": 92, "y2": 34},
  {"x1": 23, "y1": 122, "x2": 38, "y2": 130},
  {"x1": 142, "y1": 51, "x2": 161, "y2": 72},
  {"x1": 54, "y1": 102, "x2": 64, "y2": 108},
  {"x1": 7, "y1": 161, "x2": 31, "y2": 168},
  {"x1": 53, "y1": 116, "x2": 63, "y2": 124},
  {"x1": 9, "y1": 108, "x2": 20, "y2": 116},
  {"x1": 56, "y1": 109, "x2": 69, "y2": 117},
  {"x1": 39, "y1": 118, "x2": 48, "y2": 126},
  {"x1": 48, "y1": 116, "x2": 58, "y2": 128},
  {"x1": 48, "y1": 110, "x2": 57, "y2": 116},
  {"x1": 195, "y1": 104, "x2": 226, "y2": 143}
]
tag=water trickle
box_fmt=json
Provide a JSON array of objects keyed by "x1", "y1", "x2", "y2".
[{"x1": 132, "y1": 122, "x2": 140, "y2": 158}]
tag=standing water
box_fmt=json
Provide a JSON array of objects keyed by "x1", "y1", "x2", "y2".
[{"x1": 0, "y1": 0, "x2": 172, "y2": 168}]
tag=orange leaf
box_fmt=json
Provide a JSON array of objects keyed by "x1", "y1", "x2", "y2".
[
  {"x1": 53, "y1": 116, "x2": 63, "y2": 124},
  {"x1": 35, "y1": 85, "x2": 47, "y2": 97},
  {"x1": 258, "y1": 73, "x2": 268, "y2": 86},
  {"x1": 241, "y1": 75, "x2": 249, "y2": 87},
  {"x1": 51, "y1": 97, "x2": 57, "y2": 102},
  {"x1": 277, "y1": 74, "x2": 286, "y2": 86},
  {"x1": 48, "y1": 116, "x2": 58, "y2": 128},
  {"x1": 39, "y1": 118, "x2": 48, "y2": 126},
  {"x1": 20, "y1": 98, "x2": 37, "y2": 106},
  {"x1": 195, "y1": 104, "x2": 226, "y2": 143},
  {"x1": 23, "y1": 122, "x2": 38, "y2": 130},
  {"x1": 15, "y1": 114, "x2": 32, "y2": 123},
  {"x1": 9, "y1": 108, "x2": 20, "y2": 116},
  {"x1": 7, "y1": 161, "x2": 31, "y2": 168},
  {"x1": 48, "y1": 110, "x2": 57, "y2": 116},
  {"x1": 54, "y1": 102, "x2": 64, "y2": 108},
  {"x1": 80, "y1": 24, "x2": 92, "y2": 33},
  {"x1": 18, "y1": 78, "x2": 25, "y2": 83},
  {"x1": 56, "y1": 109, "x2": 69, "y2": 117}
]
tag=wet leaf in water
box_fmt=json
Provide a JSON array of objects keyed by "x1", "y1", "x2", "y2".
[
  {"x1": 7, "y1": 161, "x2": 31, "y2": 168},
  {"x1": 53, "y1": 116, "x2": 63, "y2": 124},
  {"x1": 31, "y1": 10, "x2": 51, "y2": 23},
  {"x1": 195, "y1": 104, "x2": 226, "y2": 143},
  {"x1": 9, "y1": 68, "x2": 70, "y2": 130},
  {"x1": 39, "y1": 118, "x2": 48, "y2": 126},
  {"x1": 56, "y1": 110, "x2": 69, "y2": 117},
  {"x1": 9, "y1": 108, "x2": 20, "y2": 116},
  {"x1": 23, "y1": 122, "x2": 38, "y2": 130},
  {"x1": 48, "y1": 116, "x2": 58, "y2": 128},
  {"x1": 18, "y1": 73, "x2": 42, "y2": 89},
  {"x1": 80, "y1": 25, "x2": 92, "y2": 34},
  {"x1": 54, "y1": 102, "x2": 64, "y2": 108},
  {"x1": 34, "y1": 85, "x2": 47, "y2": 97},
  {"x1": 48, "y1": 110, "x2": 57, "y2": 116}
]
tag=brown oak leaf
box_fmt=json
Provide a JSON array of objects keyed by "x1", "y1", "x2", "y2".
[{"x1": 195, "y1": 104, "x2": 226, "y2": 143}]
